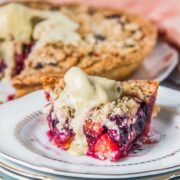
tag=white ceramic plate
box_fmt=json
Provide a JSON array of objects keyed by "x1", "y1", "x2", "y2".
[
  {"x1": 0, "y1": 156, "x2": 179, "y2": 180},
  {"x1": 0, "y1": 87, "x2": 180, "y2": 179},
  {"x1": 0, "y1": 166, "x2": 30, "y2": 180},
  {"x1": 0, "y1": 156, "x2": 74, "y2": 180}
]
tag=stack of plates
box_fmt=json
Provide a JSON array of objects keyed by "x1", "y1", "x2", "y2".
[{"x1": 0, "y1": 86, "x2": 180, "y2": 179}]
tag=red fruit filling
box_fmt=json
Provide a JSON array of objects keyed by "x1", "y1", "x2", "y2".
[
  {"x1": 83, "y1": 119, "x2": 104, "y2": 148},
  {"x1": 54, "y1": 129, "x2": 74, "y2": 150},
  {"x1": 47, "y1": 97, "x2": 155, "y2": 161},
  {"x1": 84, "y1": 100, "x2": 155, "y2": 161},
  {"x1": 89, "y1": 133, "x2": 120, "y2": 161},
  {"x1": 47, "y1": 113, "x2": 75, "y2": 150},
  {"x1": 0, "y1": 60, "x2": 7, "y2": 75},
  {"x1": 13, "y1": 42, "x2": 34, "y2": 76}
]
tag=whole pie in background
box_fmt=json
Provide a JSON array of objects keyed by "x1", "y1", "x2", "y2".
[{"x1": 0, "y1": 1, "x2": 157, "y2": 97}]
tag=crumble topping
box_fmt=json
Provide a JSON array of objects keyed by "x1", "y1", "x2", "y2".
[
  {"x1": 122, "y1": 80, "x2": 158, "y2": 101},
  {"x1": 48, "y1": 93, "x2": 139, "y2": 138},
  {"x1": 14, "y1": 3, "x2": 152, "y2": 77},
  {"x1": 90, "y1": 97, "x2": 139, "y2": 129}
]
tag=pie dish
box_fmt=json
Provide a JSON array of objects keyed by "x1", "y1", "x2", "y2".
[
  {"x1": 5, "y1": 1, "x2": 157, "y2": 97},
  {"x1": 42, "y1": 67, "x2": 158, "y2": 161}
]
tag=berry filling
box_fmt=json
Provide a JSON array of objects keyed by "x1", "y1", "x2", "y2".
[
  {"x1": 0, "y1": 60, "x2": 7, "y2": 75},
  {"x1": 91, "y1": 133, "x2": 120, "y2": 161},
  {"x1": 85, "y1": 100, "x2": 153, "y2": 161},
  {"x1": 47, "y1": 96, "x2": 155, "y2": 161},
  {"x1": 13, "y1": 42, "x2": 34, "y2": 76},
  {"x1": 47, "y1": 112, "x2": 75, "y2": 150}
]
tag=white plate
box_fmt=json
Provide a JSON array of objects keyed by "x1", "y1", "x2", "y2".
[
  {"x1": 0, "y1": 166, "x2": 30, "y2": 180},
  {"x1": 0, "y1": 156, "x2": 179, "y2": 180},
  {"x1": 0, "y1": 156, "x2": 74, "y2": 180},
  {"x1": 0, "y1": 87, "x2": 180, "y2": 179}
]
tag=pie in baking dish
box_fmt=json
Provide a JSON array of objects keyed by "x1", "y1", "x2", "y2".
[
  {"x1": 42, "y1": 67, "x2": 158, "y2": 161},
  {"x1": 0, "y1": 1, "x2": 156, "y2": 97}
]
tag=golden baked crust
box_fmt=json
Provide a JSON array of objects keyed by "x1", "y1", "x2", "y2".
[
  {"x1": 13, "y1": 61, "x2": 143, "y2": 97},
  {"x1": 11, "y1": 1, "x2": 157, "y2": 97},
  {"x1": 42, "y1": 73, "x2": 158, "y2": 102}
]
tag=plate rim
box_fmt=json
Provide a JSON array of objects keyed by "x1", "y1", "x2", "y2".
[{"x1": 0, "y1": 151, "x2": 180, "y2": 179}]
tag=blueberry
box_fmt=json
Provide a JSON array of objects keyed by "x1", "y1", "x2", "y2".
[
  {"x1": 35, "y1": 63, "x2": 43, "y2": 69},
  {"x1": 48, "y1": 62, "x2": 57, "y2": 66},
  {"x1": 105, "y1": 14, "x2": 121, "y2": 19},
  {"x1": 52, "y1": 118, "x2": 59, "y2": 129},
  {"x1": 94, "y1": 34, "x2": 106, "y2": 41},
  {"x1": 0, "y1": 60, "x2": 6, "y2": 72}
]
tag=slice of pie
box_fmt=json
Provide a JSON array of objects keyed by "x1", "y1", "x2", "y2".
[
  {"x1": 42, "y1": 67, "x2": 158, "y2": 161},
  {"x1": 9, "y1": 1, "x2": 156, "y2": 97}
]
